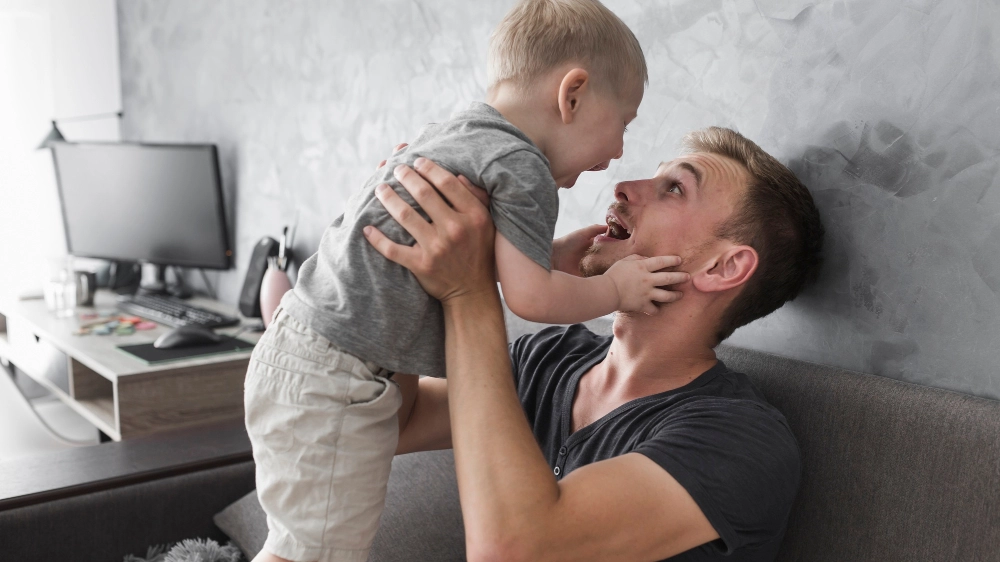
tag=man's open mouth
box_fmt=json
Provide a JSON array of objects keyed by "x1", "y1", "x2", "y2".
[{"x1": 605, "y1": 213, "x2": 631, "y2": 240}]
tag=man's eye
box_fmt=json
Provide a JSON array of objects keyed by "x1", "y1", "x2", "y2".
[
  {"x1": 669, "y1": 182, "x2": 682, "y2": 194},
  {"x1": 624, "y1": 124, "x2": 629, "y2": 133}
]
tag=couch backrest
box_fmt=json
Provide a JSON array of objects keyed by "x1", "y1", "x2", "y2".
[{"x1": 716, "y1": 344, "x2": 1000, "y2": 562}]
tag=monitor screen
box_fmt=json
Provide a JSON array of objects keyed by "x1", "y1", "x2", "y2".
[{"x1": 51, "y1": 142, "x2": 232, "y2": 270}]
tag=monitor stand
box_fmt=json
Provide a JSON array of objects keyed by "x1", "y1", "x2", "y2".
[
  {"x1": 138, "y1": 264, "x2": 192, "y2": 299},
  {"x1": 109, "y1": 261, "x2": 142, "y2": 294}
]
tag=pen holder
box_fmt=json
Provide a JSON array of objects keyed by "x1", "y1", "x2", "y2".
[{"x1": 260, "y1": 266, "x2": 292, "y2": 328}]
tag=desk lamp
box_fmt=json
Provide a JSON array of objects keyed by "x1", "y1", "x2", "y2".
[{"x1": 35, "y1": 110, "x2": 123, "y2": 149}]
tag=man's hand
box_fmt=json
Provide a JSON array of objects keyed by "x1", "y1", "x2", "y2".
[
  {"x1": 376, "y1": 143, "x2": 491, "y2": 207},
  {"x1": 375, "y1": 143, "x2": 408, "y2": 170},
  {"x1": 551, "y1": 224, "x2": 606, "y2": 275},
  {"x1": 363, "y1": 158, "x2": 496, "y2": 303},
  {"x1": 605, "y1": 255, "x2": 687, "y2": 315}
]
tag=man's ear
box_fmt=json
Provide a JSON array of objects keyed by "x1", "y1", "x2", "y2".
[
  {"x1": 557, "y1": 68, "x2": 590, "y2": 125},
  {"x1": 691, "y1": 245, "x2": 758, "y2": 294}
]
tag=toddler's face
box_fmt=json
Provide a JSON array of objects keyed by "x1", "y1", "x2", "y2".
[{"x1": 550, "y1": 87, "x2": 642, "y2": 188}]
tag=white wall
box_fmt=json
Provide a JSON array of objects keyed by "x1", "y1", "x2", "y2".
[
  {"x1": 0, "y1": 0, "x2": 121, "y2": 300},
  {"x1": 117, "y1": 0, "x2": 1000, "y2": 400}
]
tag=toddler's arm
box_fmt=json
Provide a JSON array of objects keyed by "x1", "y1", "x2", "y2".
[{"x1": 496, "y1": 234, "x2": 688, "y2": 324}]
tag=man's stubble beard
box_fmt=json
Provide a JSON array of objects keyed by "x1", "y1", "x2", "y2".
[{"x1": 580, "y1": 243, "x2": 611, "y2": 278}]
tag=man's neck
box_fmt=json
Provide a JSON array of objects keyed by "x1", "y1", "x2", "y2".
[{"x1": 590, "y1": 301, "x2": 721, "y2": 400}]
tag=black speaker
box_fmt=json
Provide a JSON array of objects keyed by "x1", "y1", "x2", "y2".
[{"x1": 239, "y1": 237, "x2": 279, "y2": 318}]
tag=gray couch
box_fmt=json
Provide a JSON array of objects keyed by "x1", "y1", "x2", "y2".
[{"x1": 3, "y1": 337, "x2": 999, "y2": 561}]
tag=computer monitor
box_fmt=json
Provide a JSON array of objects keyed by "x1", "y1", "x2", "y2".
[{"x1": 51, "y1": 142, "x2": 233, "y2": 291}]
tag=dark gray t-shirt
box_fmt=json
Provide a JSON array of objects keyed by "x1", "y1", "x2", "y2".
[
  {"x1": 283, "y1": 102, "x2": 558, "y2": 378},
  {"x1": 510, "y1": 324, "x2": 801, "y2": 561}
]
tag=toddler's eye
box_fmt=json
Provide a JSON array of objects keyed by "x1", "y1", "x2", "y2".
[{"x1": 624, "y1": 124, "x2": 629, "y2": 133}]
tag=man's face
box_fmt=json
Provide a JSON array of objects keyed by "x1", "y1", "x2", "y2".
[{"x1": 581, "y1": 152, "x2": 749, "y2": 277}]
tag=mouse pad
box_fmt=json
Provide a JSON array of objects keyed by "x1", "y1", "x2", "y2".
[{"x1": 118, "y1": 338, "x2": 256, "y2": 365}]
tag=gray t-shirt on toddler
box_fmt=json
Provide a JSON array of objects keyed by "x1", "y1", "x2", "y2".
[{"x1": 281, "y1": 102, "x2": 559, "y2": 378}]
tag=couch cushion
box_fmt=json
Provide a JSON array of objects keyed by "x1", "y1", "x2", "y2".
[
  {"x1": 717, "y1": 344, "x2": 1000, "y2": 562},
  {"x1": 0, "y1": 460, "x2": 255, "y2": 562},
  {"x1": 217, "y1": 335, "x2": 1000, "y2": 562},
  {"x1": 215, "y1": 449, "x2": 464, "y2": 561}
]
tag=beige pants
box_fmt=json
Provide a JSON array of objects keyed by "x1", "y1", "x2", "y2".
[{"x1": 245, "y1": 308, "x2": 402, "y2": 562}]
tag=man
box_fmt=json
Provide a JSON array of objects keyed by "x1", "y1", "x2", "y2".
[{"x1": 363, "y1": 127, "x2": 824, "y2": 561}]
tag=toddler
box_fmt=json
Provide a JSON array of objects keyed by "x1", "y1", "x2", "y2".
[{"x1": 245, "y1": 1, "x2": 675, "y2": 561}]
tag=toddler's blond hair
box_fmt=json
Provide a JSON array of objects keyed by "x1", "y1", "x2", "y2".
[{"x1": 488, "y1": 0, "x2": 647, "y2": 98}]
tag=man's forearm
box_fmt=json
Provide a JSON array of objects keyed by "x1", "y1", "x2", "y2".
[
  {"x1": 443, "y1": 288, "x2": 559, "y2": 560},
  {"x1": 395, "y1": 376, "x2": 452, "y2": 455}
]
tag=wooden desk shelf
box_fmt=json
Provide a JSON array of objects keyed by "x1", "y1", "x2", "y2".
[
  {"x1": 69, "y1": 359, "x2": 116, "y2": 436},
  {"x1": 0, "y1": 292, "x2": 259, "y2": 441}
]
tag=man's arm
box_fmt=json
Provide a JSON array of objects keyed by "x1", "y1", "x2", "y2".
[
  {"x1": 395, "y1": 376, "x2": 451, "y2": 455},
  {"x1": 443, "y1": 288, "x2": 719, "y2": 562},
  {"x1": 365, "y1": 159, "x2": 720, "y2": 561},
  {"x1": 395, "y1": 222, "x2": 614, "y2": 456}
]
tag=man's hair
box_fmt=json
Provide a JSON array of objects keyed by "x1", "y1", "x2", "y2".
[
  {"x1": 488, "y1": 0, "x2": 647, "y2": 98},
  {"x1": 683, "y1": 127, "x2": 825, "y2": 343}
]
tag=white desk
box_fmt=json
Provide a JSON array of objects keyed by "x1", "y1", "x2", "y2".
[{"x1": 0, "y1": 291, "x2": 260, "y2": 441}]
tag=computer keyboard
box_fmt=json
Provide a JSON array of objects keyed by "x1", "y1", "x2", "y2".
[{"x1": 117, "y1": 294, "x2": 241, "y2": 329}]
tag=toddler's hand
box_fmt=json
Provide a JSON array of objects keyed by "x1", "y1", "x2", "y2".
[{"x1": 605, "y1": 255, "x2": 689, "y2": 315}]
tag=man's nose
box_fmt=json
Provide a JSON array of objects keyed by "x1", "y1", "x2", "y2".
[
  {"x1": 614, "y1": 146, "x2": 623, "y2": 160},
  {"x1": 614, "y1": 180, "x2": 635, "y2": 202}
]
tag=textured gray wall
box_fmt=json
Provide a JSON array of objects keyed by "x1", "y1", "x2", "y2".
[{"x1": 118, "y1": 0, "x2": 1000, "y2": 399}]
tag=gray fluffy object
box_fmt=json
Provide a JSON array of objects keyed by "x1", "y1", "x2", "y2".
[{"x1": 125, "y1": 539, "x2": 242, "y2": 562}]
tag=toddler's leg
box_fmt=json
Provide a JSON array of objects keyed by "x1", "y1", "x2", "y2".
[{"x1": 245, "y1": 310, "x2": 402, "y2": 562}]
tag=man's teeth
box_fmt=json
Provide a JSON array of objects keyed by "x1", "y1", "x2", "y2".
[{"x1": 606, "y1": 219, "x2": 629, "y2": 240}]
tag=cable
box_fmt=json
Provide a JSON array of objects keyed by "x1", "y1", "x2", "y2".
[{"x1": 1, "y1": 363, "x2": 97, "y2": 446}]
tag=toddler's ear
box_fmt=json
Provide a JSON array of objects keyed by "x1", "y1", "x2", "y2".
[{"x1": 558, "y1": 68, "x2": 590, "y2": 125}]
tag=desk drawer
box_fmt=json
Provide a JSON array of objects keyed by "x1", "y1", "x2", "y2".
[{"x1": 6, "y1": 318, "x2": 70, "y2": 395}]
